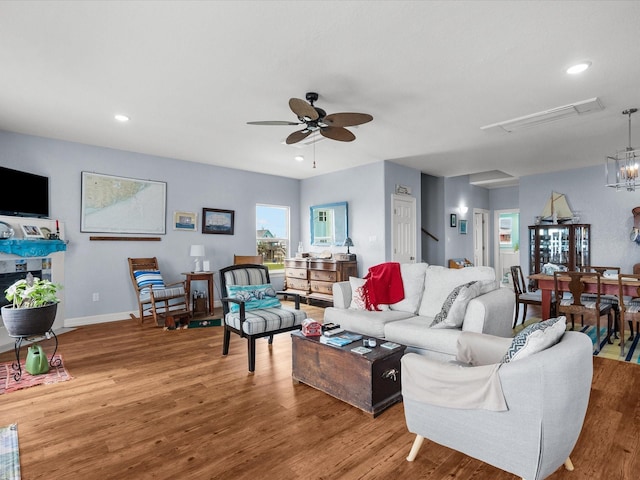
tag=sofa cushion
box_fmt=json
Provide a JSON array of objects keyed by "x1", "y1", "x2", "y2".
[
  {"x1": 226, "y1": 283, "x2": 281, "y2": 313},
  {"x1": 430, "y1": 281, "x2": 481, "y2": 329},
  {"x1": 384, "y1": 316, "x2": 462, "y2": 357},
  {"x1": 418, "y1": 266, "x2": 496, "y2": 318},
  {"x1": 323, "y1": 306, "x2": 412, "y2": 338},
  {"x1": 502, "y1": 316, "x2": 566, "y2": 363},
  {"x1": 456, "y1": 331, "x2": 513, "y2": 366},
  {"x1": 390, "y1": 262, "x2": 428, "y2": 314}
]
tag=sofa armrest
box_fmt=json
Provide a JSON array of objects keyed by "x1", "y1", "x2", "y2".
[
  {"x1": 463, "y1": 288, "x2": 514, "y2": 337},
  {"x1": 331, "y1": 281, "x2": 352, "y2": 309}
]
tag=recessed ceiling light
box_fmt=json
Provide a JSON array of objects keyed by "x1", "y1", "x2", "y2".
[
  {"x1": 566, "y1": 61, "x2": 591, "y2": 75},
  {"x1": 114, "y1": 114, "x2": 130, "y2": 122},
  {"x1": 294, "y1": 155, "x2": 304, "y2": 162}
]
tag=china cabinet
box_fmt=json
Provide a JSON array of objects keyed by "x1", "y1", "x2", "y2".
[{"x1": 528, "y1": 224, "x2": 590, "y2": 280}]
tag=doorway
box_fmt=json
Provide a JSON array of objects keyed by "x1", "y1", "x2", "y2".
[
  {"x1": 391, "y1": 194, "x2": 417, "y2": 263},
  {"x1": 472, "y1": 209, "x2": 489, "y2": 267},
  {"x1": 494, "y1": 209, "x2": 520, "y2": 285}
]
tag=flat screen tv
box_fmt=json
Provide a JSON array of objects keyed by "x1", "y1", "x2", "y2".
[{"x1": 0, "y1": 166, "x2": 49, "y2": 218}]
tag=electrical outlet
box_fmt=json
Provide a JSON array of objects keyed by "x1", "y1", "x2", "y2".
[{"x1": 92, "y1": 293, "x2": 99, "y2": 301}]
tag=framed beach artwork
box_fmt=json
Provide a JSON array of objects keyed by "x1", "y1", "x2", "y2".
[
  {"x1": 173, "y1": 211, "x2": 197, "y2": 231},
  {"x1": 202, "y1": 208, "x2": 234, "y2": 235},
  {"x1": 21, "y1": 224, "x2": 44, "y2": 239},
  {"x1": 459, "y1": 219, "x2": 468, "y2": 235}
]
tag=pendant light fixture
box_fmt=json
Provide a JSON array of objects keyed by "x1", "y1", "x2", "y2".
[{"x1": 606, "y1": 108, "x2": 640, "y2": 191}]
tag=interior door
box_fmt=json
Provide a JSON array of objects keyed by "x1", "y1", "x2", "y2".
[
  {"x1": 391, "y1": 194, "x2": 416, "y2": 263},
  {"x1": 473, "y1": 209, "x2": 489, "y2": 267}
]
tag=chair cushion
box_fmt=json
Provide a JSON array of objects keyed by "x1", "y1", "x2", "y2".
[
  {"x1": 560, "y1": 298, "x2": 610, "y2": 312},
  {"x1": 134, "y1": 270, "x2": 166, "y2": 295},
  {"x1": 430, "y1": 281, "x2": 481, "y2": 329},
  {"x1": 502, "y1": 316, "x2": 566, "y2": 363},
  {"x1": 226, "y1": 283, "x2": 281, "y2": 312},
  {"x1": 225, "y1": 307, "x2": 307, "y2": 335}
]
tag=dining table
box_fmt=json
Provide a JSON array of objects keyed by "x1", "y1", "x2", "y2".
[{"x1": 529, "y1": 272, "x2": 640, "y2": 357}]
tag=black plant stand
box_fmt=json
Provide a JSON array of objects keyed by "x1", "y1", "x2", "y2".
[{"x1": 10, "y1": 330, "x2": 59, "y2": 382}]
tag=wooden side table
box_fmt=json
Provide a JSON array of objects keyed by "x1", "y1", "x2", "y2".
[{"x1": 182, "y1": 271, "x2": 215, "y2": 316}]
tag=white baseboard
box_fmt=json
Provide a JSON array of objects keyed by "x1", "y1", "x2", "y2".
[{"x1": 64, "y1": 310, "x2": 137, "y2": 328}]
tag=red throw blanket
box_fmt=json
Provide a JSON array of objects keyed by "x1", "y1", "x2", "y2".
[{"x1": 362, "y1": 262, "x2": 405, "y2": 311}]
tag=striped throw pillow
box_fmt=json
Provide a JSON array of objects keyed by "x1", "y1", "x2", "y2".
[{"x1": 134, "y1": 270, "x2": 166, "y2": 295}]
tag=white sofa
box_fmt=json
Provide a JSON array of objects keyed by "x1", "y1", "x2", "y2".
[{"x1": 323, "y1": 263, "x2": 515, "y2": 361}]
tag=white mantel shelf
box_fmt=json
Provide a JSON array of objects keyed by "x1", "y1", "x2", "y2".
[{"x1": 0, "y1": 239, "x2": 67, "y2": 257}]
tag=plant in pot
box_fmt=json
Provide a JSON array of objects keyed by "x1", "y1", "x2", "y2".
[{"x1": 1, "y1": 272, "x2": 61, "y2": 337}]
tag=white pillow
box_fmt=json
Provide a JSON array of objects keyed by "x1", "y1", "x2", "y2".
[
  {"x1": 502, "y1": 316, "x2": 567, "y2": 363},
  {"x1": 430, "y1": 281, "x2": 481, "y2": 329},
  {"x1": 348, "y1": 277, "x2": 367, "y2": 310},
  {"x1": 419, "y1": 266, "x2": 496, "y2": 318},
  {"x1": 390, "y1": 262, "x2": 428, "y2": 314}
]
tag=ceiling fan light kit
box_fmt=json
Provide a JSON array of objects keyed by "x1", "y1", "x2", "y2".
[{"x1": 247, "y1": 92, "x2": 373, "y2": 149}]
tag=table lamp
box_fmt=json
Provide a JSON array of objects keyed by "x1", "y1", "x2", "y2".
[
  {"x1": 190, "y1": 244, "x2": 205, "y2": 272},
  {"x1": 343, "y1": 237, "x2": 354, "y2": 254}
]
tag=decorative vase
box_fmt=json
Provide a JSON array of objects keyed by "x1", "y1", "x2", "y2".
[{"x1": 0, "y1": 302, "x2": 58, "y2": 337}]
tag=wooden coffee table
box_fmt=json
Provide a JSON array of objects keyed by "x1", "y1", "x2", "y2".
[{"x1": 291, "y1": 330, "x2": 406, "y2": 417}]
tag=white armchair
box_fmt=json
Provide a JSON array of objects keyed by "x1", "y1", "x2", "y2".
[{"x1": 401, "y1": 330, "x2": 593, "y2": 480}]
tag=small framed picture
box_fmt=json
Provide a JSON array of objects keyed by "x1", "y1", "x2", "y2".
[
  {"x1": 202, "y1": 208, "x2": 235, "y2": 235},
  {"x1": 459, "y1": 219, "x2": 468, "y2": 235},
  {"x1": 450, "y1": 214, "x2": 457, "y2": 228},
  {"x1": 173, "y1": 211, "x2": 197, "y2": 231},
  {"x1": 21, "y1": 224, "x2": 44, "y2": 239}
]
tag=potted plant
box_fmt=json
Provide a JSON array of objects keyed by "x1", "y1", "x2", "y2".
[{"x1": 1, "y1": 272, "x2": 61, "y2": 337}]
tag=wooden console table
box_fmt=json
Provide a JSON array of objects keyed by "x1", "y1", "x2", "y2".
[
  {"x1": 182, "y1": 271, "x2": 215, "y2": 316},
  {"x1": 284, "y1": 258, "x2": 357, "y2": 304}
]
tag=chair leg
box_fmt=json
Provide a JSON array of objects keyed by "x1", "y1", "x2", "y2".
[
  {"x1": 222, "y1": 326, "x2": 231, "y2": 356},
  {"x1": 522, "y1": 304, "x2": 528, "y2": 324},
  {"x1": 268, "y1": 334, "x2": 274, "y2": 345},
  {"x1": 607, "y1": 310, "x2": 614, "y2": 344},
  {"x1": 248, "y1": 337, "x2": 256, "y2": 372},
  {"x1": 513, "y1": 303, "x2": 520, "y2": 328},
  {"x1": 564, "y1": 457, "x2": 574, "y2": 471},
  {"x1": 406, "y1": 434, "x2": 424, "y2": 462}
]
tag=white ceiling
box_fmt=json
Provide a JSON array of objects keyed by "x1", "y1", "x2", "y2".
[{"x1": 1, "y1": 1, "x2": 640, "y2": 183}]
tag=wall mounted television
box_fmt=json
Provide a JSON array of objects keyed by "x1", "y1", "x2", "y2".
[{"x1": 0, "y1": 166, "x2": 50, "y2": 218}]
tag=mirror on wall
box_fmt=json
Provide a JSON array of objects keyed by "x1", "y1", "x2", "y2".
[{"x1": 310, "y1": 201, "x2": 348, "y2": 246}]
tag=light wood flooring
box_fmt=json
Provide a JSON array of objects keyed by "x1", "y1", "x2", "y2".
[{"x1": 0, "y1": 302, "x2": 638, "y2": 479}]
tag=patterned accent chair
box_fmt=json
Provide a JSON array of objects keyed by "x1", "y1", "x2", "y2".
[
  {"x1": 128, "y1": 257, "x2": 190, "y2": 327},
  {"x1": 402, "y1": 330, "x2": 592, "y2": 480},
  {"x1": 220, "y1": 264, "x2": 307, "y2": 372},
  {"x1": 554, "y1": 270, "x2": 614, "y2": 352}
]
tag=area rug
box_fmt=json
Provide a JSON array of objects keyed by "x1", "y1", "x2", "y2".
[
  {"x1": 517, "y1": 318, "x2": 640, "y2": 364},
  {"x1": 0, "y1": 424, "x2": 20, "y2": 480},
  {"x1": 0, "y1": 355, "x2": 72, "y2": 395}
]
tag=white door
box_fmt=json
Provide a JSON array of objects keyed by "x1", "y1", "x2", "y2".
[
  {"x1": 473, "y1": 209, "x2": 489, "y2": 266},
  {"x1": 392, "y1": 194, "x2": 417, "y2": 263}
]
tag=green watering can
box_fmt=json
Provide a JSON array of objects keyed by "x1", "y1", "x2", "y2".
[{"x1": 25, "y1": 344, "x2": 49, "y2": 375}]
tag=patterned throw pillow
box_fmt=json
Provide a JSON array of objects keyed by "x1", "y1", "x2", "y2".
[
  {"x1": 134, "y1": 270, "x2": 166, "y2": 295},
  {"x1": 349, "y1": 277, "x2": 367, "y2": 310},
  {"x1": 430, "y1": 281, "x2": 480, "y2": 329},
  {"x1": 226, "y1": 283, "x2": 281, "y2": 313},
  {"x1": 502, "y1": 316, "x2": 567, "y2": 363}
]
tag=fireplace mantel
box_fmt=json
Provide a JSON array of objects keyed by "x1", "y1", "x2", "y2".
[{"x1": 0, "y1": 239, "x2": 67, "y2": 257}]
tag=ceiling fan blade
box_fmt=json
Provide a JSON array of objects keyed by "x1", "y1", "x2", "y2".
[
  {"x1": 289, "y1": 98, "x2": 319, "y2": 121},
  {"x1": 320, "y1": 126, "x2": 356, "y2": 142},
  {"x1": 323, "y1": 112, "x2": 373, "y2": 127},
  {"x1": 247, "y1": 120, "x2": 301, "y2": 126},
  {"x1": 286, "y1": 129, "x2": 313, "y2": 145}
]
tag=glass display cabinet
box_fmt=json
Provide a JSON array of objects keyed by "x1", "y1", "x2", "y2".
[{"x1": 529, "y1": 224, "x2": 590, "y2": 278}]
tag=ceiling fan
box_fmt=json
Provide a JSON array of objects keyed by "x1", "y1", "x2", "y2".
[{"x1": 247, "y1": 92, "x2": 373, "y2": 145}]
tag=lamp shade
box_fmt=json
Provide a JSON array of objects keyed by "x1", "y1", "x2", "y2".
[
  {"x1": 343, "y1": 237, "x2": 354, "y2": 247},
  {"x1": 190, "y1": 244, "x2": 205, "y2": 257}
]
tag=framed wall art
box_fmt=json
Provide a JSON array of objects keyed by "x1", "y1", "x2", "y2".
[
  {"x1": 81, "y1": 172, "x2": 167, "y2": 234},
  {"x1": 173, "y1": 211, "x2": 197, "y2": 231},
  {"x1": 202, "y1": 208, "x2": 234, "y2": 235},
  {"x1": 459, "y1": 219, "x2": 468, "y2": 235},
  {"x1": 21, "y1": 224, "x2": 44, "y2": 239},
  {"x1": 450, "y1": 214, "x2": 457, "y2": 228}
]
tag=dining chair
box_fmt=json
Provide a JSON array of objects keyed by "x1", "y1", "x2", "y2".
[
  {"x1": 579, "y1": 266, "x2": 623, "y2": 336},
  {"x1": 554, "y1": 270, "x2": 614, "y2": 352},
  {"x1": 510, "y1": 265, "x2": 554, "y2": 328},
  {"x1": 233, "y1": 254, "x2": 263, "y2": 265},
  {"x1": 617, "y1": 273, "x2": 640, "y2": 354}
]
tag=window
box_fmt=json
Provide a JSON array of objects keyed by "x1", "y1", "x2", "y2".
[{"x1": 256, "y1": 204, "x2": 289, "y2": 272}]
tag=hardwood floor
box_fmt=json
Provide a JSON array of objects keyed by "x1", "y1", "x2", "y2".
[{"x1": 0, "y1": 301, "x2": 638, "y2": 479}]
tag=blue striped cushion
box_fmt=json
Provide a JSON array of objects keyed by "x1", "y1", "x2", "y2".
[
  {"x1": 134, "y1": 270, "x2": 166, "y2": 295},
  {"x1": 225, "y1": 307, "x2": 307, "y2": 335}
]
